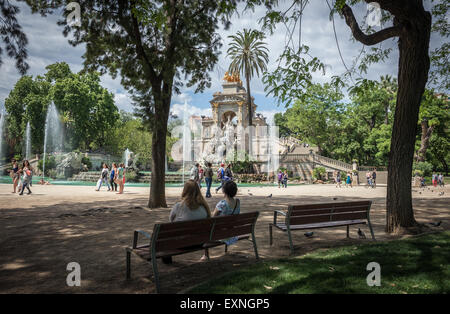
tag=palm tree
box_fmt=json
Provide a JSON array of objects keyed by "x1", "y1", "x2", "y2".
[{"x1": 227, "y1": 29, "x2": 269, "y2": 129}]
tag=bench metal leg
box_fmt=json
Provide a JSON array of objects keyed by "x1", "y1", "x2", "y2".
[
  {"x1": 126, "y1": 250, "x2": 131, "y2": 279},
  {"x1": 346, "y1": 225, "x2": 350, "y2": 238},
  {"x1": 287, "y1": 228, "x2": 294, "y2": 255},
  {"x1": 269, "y1": 225, "x2": 273, "y2": 246},
  {"x1": 251, "y1": 231, "x2": 259, "y2": 260},
  {"x1": 151, "y1": 256, "x2": 161, "y2": 293},
  {"x1": 368, "y1": 221, "x2": 376, "y2": 241},
  {"x1": 224, "y1": 245, "x2": 228, "y2": 253}
]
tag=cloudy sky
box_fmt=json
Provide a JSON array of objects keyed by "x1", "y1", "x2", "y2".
[{"x1": 0, "y1": 1, "x2": 444, "y2": 121}]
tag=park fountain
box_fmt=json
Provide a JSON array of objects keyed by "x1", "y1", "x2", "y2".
[
  {"x1": 124, "y1": 148, "x2": 131, "y2": 168},
  {"x1": 25, "y1": 122, "x2": 32, "y2": 160},
  {"x1": 0, "y1": 108, "x2": 5, "y2": 165},
  {"x1": 267, "y1": 116, "x2": 279, "y2": 181},
  {"x1": 181, "y1": 100, "x2": 192, "y2": 184},
  {"x1": 42, "y1": 103, "x2": 63, "y2": 179}
]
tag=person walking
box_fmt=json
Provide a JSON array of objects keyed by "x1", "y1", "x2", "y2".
[
  {"x1": 215, "y1": 163, "x2": 226, "y2": 193},
  {"x1": 432, "y1": 172, "x2": 438, "y2": 187},
  {"x1": 277, "y1": 170, "x2": 283, "y2": 188},
  {"x1": 110, "y1": 163, "x2": 118, "y2": 192},
  {"x1": 96, "y1": 163, "x2": 111, "y2": 191},
  {"x1": 224, "y1": 164, "x2": 233, "y2": 181},
  {"x1": 283, "y1": 170, "x2": 288, "y2": 188},
  {"x1": 10, "y1": 159, "x2": 20, "y2": 193},
  {"x1": 336, "y1": 170, "x2": 342, "y2": 188},
  {"x1": 198, "y1": 165, "x2": 204, "y2": 189},
  {"x1": 345, "y1": 172, "x2": 352, "y2": 188},
  {"x1": 372, "y1": 169, "x2": 377, "y2": 188},
  {"x1": 204, "y1": 162, "x2": 213, "y2": 198},
  {"x1": 366, "y1": 171, "x2": 372, "y2": 188},
  {"x1": 116, "y1": 163, "x2": 125, "y2": 194},
  {"x1": 19, "y1": 160, "x2": 32, "y2": 195},
  {"x1": 438, "y1": 173, "x2": 444, "y2": 187}
]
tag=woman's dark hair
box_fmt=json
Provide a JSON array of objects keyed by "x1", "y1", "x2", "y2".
[{"x1": 223, "y1": 181, "x2": 237, "y2": 198}]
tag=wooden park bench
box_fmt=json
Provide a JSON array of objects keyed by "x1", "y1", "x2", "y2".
[
  {"x1": 126, "y1": 212, "x2": 259, "y2": 293},
  {"x1": 269, "y1": 201, "x2": 375, "y2": 254}
]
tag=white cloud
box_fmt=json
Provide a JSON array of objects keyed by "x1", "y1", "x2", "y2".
[{"x1": 170, "y1": 102, "x2": 212, "y2": 119}]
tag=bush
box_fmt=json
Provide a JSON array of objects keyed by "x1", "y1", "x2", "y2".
[
  {"x1": 48, "y1": 169, "x2": 57, "y2": 179},
  {"x1": 313, "y1": 167, "x2": 326, "y2": 180},
  {"x1": 37, "y1": 156, "x2": 57, "y2": 176},
  {"x1": 125, "y1": 170, "x2": 139, "y2": 182},
  {"x1": 81, "y1": 156, "x2": 92, "y2": 169},
  {"x1": 413, "y1": 162, "x2": 433, "y2": 177}
]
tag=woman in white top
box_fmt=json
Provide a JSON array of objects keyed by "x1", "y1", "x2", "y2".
[{"x1": 165, "y1": 180, "x2": 211, "y2": 264}]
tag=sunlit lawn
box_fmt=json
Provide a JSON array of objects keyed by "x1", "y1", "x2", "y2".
[{"x1": 189, "y1": 231, "x2": 450, "y2": 294}]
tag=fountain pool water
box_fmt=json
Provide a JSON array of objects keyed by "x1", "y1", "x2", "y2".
[
  {"x1": 267, "y1": 117, "x2": 279, "y2": 180},
  {"x1": 25, "y1": 122, "x2": 32, "y2": 160},
  {"x1": 182, "y1": 100, "x2": 192, "y2": 184},
  {"x1": 42, "y1": 103, "x2": 63, "y2": 179}
]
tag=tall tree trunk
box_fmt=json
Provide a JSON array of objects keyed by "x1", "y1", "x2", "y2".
[
  {"x1": 415, "y1": 119, "x2": 434, "y2": 162},
  {"x1": 148, "y1": 98, "x2": 170, "y2": 208},
  {"x1": 386, "y1": 9, "x2": 431, "y2": 233},
  {"x1": 246, "y1": 72, "x2": 253, "y2": 156}
]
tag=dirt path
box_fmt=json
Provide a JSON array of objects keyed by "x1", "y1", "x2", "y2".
[{"x1": 0, "y1": 183, "x2": 448, "y2": 293}]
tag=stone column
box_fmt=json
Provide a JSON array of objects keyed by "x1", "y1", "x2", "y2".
[{"x1": 352, "y1": 161, "x2": 359, "y2": 185}]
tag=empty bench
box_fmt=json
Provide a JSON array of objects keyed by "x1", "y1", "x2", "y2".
[
  {"x1": 269, "y1": 201, "x2": 375, "y2": 254},
  {"x1": 126, "y1": 212, "x2": 259, "y2": 293}
]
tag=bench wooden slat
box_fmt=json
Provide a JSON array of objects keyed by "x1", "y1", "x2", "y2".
[
  {"x1": 269, "y1": 201, "x2": 374, "y2": 254},
  {"x1": 155, "y1": 233, "x2": 212, "y2": 251},
  {"x1": 211, "y1": 225, "x2": 253, "y2": 240},
  {"x1": 290, "y1": 201, "x2": 371, "y2": 211},
  {"x1": 274, "y1": 219, "x2": 367, "y2": 231}
]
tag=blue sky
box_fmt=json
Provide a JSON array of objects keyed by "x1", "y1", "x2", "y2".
[{"x1": 0, "y1": 1, "x2": 445, "y2": 121}]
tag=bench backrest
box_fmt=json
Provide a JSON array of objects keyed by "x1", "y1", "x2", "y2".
[
  {"x1": 152, "y1": 212, "x2": 259, "y2": 252},
  {"x1": 286, "y1": 201, "x2": 372, "y2": 225},
  {"x1": 210, "y1": 212, "x2": 259, "y2": 241}
]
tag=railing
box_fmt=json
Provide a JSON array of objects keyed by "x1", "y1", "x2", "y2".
[{"x1": 314, "y1": 154, "x2": 353, "y2": 171}]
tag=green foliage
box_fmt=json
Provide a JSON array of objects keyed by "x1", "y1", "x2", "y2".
[
  {"x1": 37, "y1": 156, "x2": 56, "y2": 175},
  {"x1": 4, "y1": 62, "x2": 119, "y2": 157},
  {"x1": 313, "y1": 167, "x2": 326, "y2": 180},
  {"x1": 413, "y1": 162, "x2": 433, "y2": 177},
  {"x1": 81, "y1": 157, "x2": 92, "y2": 170},
  {"x1": 125, "y1": 170, "x2": 139, "y2": 183}
]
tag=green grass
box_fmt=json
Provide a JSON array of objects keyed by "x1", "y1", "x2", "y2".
[{"x1": 189, "y1": 231, "x2": 450, "y2": 294}]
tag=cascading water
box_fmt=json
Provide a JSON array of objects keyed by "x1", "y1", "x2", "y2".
[
  {"x1": 182, "y1": 100, "x2": 192, "y2": 184},
  {"x1": 25, "y1": 122, "x2": 31, "y2": 160},
  {"x1": 267, "y1": 116, "x2": 279, "y2": 181},
  {"x1": 0, "y1": 109, "x2": 5, "y2": 166},
  {"x1": 123, "y1": 148, "x2": 130, "y2": 168},
  {"x1": 42, "y1": 103, "x2": 63, "y2": 179}
]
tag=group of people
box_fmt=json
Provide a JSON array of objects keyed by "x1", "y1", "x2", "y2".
[
  {"x1": 189, "y1": 162, "x2": 234, "y2": 198},
  {"x1": 165, "y1": 178, "x2": 240, "y2": 263},
  {"x1": 365, "y1": 170, "x2": 377, "y2": 188},
  {"x1": 95, "y1": 162, "x2": 126, "y2": 194},
  {"x1": 430, "y1": 173, "x2": 445, "y2": 188},
  {"x1": 277, "y1": 170, "x2": 289, "y2": 188},
  {"x1": 10, "y1": 159, "x2": 35, "y2": 195},
  {"x1": 334, "y1": 170, "x2": 354, "y2": 188}
]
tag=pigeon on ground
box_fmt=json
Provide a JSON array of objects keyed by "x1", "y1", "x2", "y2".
[
  {"x1": 439, "y1": 192, "x2": 444, "y2": 196},
  {"x1": 304, "y1": 232, "x2": 314, "y2": 238},
  {"x1": 248, "y1": 193, "x2": 253, "y2": 196},
  {"x1": 267, "y1": 194, "x2": 272, "y2": 198},
  {"x1": 429, "y1": 221, "x2": 442, "y2": 227},
  {"x1": 358, "y1": 228, "x2": 366, "y2": 239},
  {"x1": 419, "y1": 192, "x2": 422, "y2": 194},
  {"x1": 431, "y1": 190, "x2": 434, "y2": 193},
  {"x1": 333, "y1": 197, "x2": 338, "y2": 201}
]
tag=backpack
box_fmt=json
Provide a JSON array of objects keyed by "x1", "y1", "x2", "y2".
[{"x1": 217, "y1": 168, "x2": 224, "y2": 179}]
